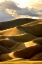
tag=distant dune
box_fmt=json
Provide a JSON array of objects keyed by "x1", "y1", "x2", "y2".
[
  {"x1": 0, "y1": 18, "x2": 36, "y2": 30},
  {"x1": 0, "y1": 18, "x2": 42, "y2": 62}
]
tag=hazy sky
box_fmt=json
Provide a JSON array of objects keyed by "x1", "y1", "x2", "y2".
[{"x1": 0, "y1": 0, "x2": 42, "y2": 22}]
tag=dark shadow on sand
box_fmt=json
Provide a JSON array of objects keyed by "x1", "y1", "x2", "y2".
[
  {"x1": 0, "y1": 18, "x2": 36, "y2": 30},
  {"x1": 14, "y1": 44, "x2": 42, "y2": 59}
]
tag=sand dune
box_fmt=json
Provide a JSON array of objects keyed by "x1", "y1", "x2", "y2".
[
  {"x1": 0, "y1": 18, "x2": 42, "y2": 62},
  {"x1": 0, "y1": 37, "x2": 18, "y2": 49},
  {"x1": 0, "y1": 26, "x2": 36, "y2": 42},
  {"x1": 0, "y1": 37, "x2": 42, "y2": 61},
  {"x1": 0, "y1": 18, "x2": 36, "y2": 30},
  {"x1": 21, "y1": 21, "x2": 42, "y2": 36},
  {"x1": 0, "y1": 27, "x2": 26, "y2": 36}
]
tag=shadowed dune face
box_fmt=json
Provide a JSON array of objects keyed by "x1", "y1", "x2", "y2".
[
  {"x1": 8, "y1": 33, "x2": 36, "y2": 42},
  {"x1": 0, "y1": 18, "x2": 36, "y2": 30},
  {"x1": 30, "y1": 52, "x2": 42, "y2": 60},
  {"x1": 33, "y1": 37, "x2": 42, "y2": 45},
  {"x1": 0, "y1": 45, "x2": 9, "y2": 54},
  {"x1": 21, "y1": 21, "x2": 42, "y2": 37},
  {"x1": 0, "y1": 18, "x2": 42, "y2": 61},
  {"x1": 0, "y1": 38, "x2": 17, "y2": 49},
  {"x1": 14, "y1": 45, "x2": 42, "y2": 59}
]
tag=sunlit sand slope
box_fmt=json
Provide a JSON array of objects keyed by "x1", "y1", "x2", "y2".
[{"x1": 0, "y1": 27, "x2": 36, "y2": 42}]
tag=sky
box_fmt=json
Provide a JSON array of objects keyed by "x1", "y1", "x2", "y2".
[{"x1": 0, "y1": 0, "x2": 42, "y2": 22}]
